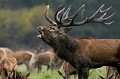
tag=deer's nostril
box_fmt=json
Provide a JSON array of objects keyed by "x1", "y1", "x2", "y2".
[{"x1": 37, "y1": 27, "x2": 43, "y2": 31}]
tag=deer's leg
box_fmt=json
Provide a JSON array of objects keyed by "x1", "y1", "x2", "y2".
[
  {"x1": 78, "y1": 68, "x2": 89, "y2": 79},
  {"x1": 115, "y1": 65, "x2": 120, "y2": 79},
  {"x1": 37, "y1": 65, "x2": 42, "y2": 73},
  {"x1": 115, "y1": 65, "x2": 120, "y2": 74},
  {"x1": 1, "y1": 68, "x2": 9, "y2": 79},
  {"x1": 82, "y1": 68, "x2": 89, "y2": 79},
  {"x1": 47, "y1": 62, "x2": 54, "y2": 71},
  {"x1": 13, "y1": 70, "x2": 16, "y2": 79},
  {"x1": 105, "y1": 66, "x2": 116, "y2": 79},
  {"x1": 24, "y1": 62, "x2": 32, "y2": 72},
  {"x1": 65, "y1": 73, "x2": 70, "y2": 79},
  {"x1": 47, "y1": 65, "x2": 51, "y2": 70},
  {"x1": 78, "y1": 70, "x2": 82, "y2": 79}
]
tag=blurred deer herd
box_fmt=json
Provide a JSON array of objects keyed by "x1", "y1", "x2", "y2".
[
  {"x1": 0, "y1": 4, "x2": 120, "y2": 79},
  {"x1": 0, "y1": 47, "x2": 119, "y2": 79}
]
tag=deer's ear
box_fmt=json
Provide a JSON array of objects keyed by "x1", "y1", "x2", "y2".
[{"x1": 63, "y1": 28, "x2": 72, "y2": 33}]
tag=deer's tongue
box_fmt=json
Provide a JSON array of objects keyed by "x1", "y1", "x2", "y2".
[{"x1": 37, "y1": 35, "x2": 42, "y2": 38}]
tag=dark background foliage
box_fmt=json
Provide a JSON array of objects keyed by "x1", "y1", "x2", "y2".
[{"x1": 0, "y1": 0, "x2": 120, "y2": 51}]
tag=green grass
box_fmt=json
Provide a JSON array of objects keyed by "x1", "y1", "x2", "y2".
[
  {"x1": 0, "y1": 65, "x2": 108, "y2": 79},
  {"x1": 17, "y1": 64, "x2": 64, "y2": 79}
]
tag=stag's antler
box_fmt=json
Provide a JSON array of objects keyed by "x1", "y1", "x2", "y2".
[
  {"x1": 45, "y1": 4, "x2": 115, "y2": 28},
  {"x1": 45, "y1": 5, "x2": 57, "y2": 26}
]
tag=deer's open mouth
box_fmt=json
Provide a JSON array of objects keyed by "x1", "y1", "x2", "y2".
[{"x1": 37, "y1": 29, "x2": 44, "y2": 38}]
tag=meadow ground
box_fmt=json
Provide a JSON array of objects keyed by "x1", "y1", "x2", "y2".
[{"x1": 0, "y1": 64, "x2": 109, "y2": 79}]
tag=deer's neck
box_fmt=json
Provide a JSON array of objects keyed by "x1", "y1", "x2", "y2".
[{"x1": 49, "y1": 34, "x2": 78, "y2": 60}]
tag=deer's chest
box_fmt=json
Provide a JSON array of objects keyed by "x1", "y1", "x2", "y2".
[
  {"x1": 56, "y1": 52, "x2": 67, "y2": 60},
  {"x1": 70, "y1": 55, "x2": 90, "y2": 69}
]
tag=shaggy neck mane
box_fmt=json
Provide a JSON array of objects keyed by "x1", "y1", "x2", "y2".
[{"x1": 48, "y1": 34, "x2": 79, "y2": 60}]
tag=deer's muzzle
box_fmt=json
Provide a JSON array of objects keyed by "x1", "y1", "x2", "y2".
[{"x1": 37, "y1": 27, "x2": 44, "y2": 38}]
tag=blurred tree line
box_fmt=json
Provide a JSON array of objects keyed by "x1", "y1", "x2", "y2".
[{"x1": 0, "y1": 0, "x2": 120, "y2": 50}]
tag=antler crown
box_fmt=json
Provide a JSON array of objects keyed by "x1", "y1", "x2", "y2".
[{"x1": 45, "y1": 4, "x2": 115, "y2": 28}]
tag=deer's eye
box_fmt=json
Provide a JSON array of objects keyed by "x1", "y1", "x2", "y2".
[{"x1": 49, "y1": 28, "x2": 55, "y2": 31}]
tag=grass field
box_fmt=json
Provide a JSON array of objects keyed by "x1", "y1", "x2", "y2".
[{"x1": 0, "y1": 64, "x2": 108, "y2": 79}]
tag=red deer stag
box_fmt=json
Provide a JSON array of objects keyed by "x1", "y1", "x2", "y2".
[
  {"x1": 31, "y1": 48, "x2": 63, "y2": 73},
  {"x1": 13, "y1": 51, "x2": 34, "y2": 72},
  {"x1": 58, "y1": 61, "x2": 78, "y2": 79},
  {"x1": 37, "y1": 4, "x2": 117, "y2": 79}
]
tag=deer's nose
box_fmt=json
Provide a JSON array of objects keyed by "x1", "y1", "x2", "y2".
[{"x1": 37, "y1": 26, "x2": 43, "y2": 31}]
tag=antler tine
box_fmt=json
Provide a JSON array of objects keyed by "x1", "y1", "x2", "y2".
[
  {"x1": 59, "y1": 4, "x2": 85, "y2": 27},
  {"x1": 45, "y1": 5, "x2": 57, "y2": 25},
  {"x1": 89, "y1": 4, "x2": 105, "y2": 20},
  {"x1": 54, "y1": 4, "x2": 63, "y2": 24},
  {"x1": 55, "y1": 7, "x2": 66, "y2": 24},
  {"x1": 99, "y1": 12, "x2": 115, "y2": 25},
  {"x1": 69, "y1": 4, "x2": 85, "y2": 25},
  {"x1": 47, "y1": 4, "x2": 114, "y2": 27},
  {"x1": 100, "y1": 5, "x2": 112, "y2": 13},
  {"x1": 81, "y1": 8, "x2": 85, "y2": 20},
  {"x1": 60, "y1": 5, "x2": 72, "y2": 22},
  {"x1": 67, "y1": 4, "x2": 114, "y2": 27},
  {"x1": 103, "y1": 21, "x2": 114, "y2": 25},
  {"x1": 103, "y1": 12, "x2": 115, "y2": 21},
  {"x1": 63, "y1": 5, "x2": 72, "y2": 20},
  {"x1": 89, "y1": 4, "x2": 112, "y2": 20},
  {"x1": 90, "y1": 12, "x2": 115, "y2": 25},
  {"x1": 87, "y1": 4, "x2": 115, "y2": 25},
  {"x1": 54, "y1": 5, "x2": 72, "y2": 26},
  {"x1": 59, "y1": 7, "x2": 66, "y2": 24}
]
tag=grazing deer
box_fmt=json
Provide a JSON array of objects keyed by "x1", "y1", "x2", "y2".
[
  {"x1": 1, "y1": 68, "x2": 30, "y2": 79},
  {"x1": 37, "y1": 4, "x2": 119, "y2": 79},
  {"x1": 32, "y1": 47, "x2": 46, "y2": 72},
  {"x1": 13, "y1": 71, "x2": 30, "y2": 79},
  {"x1": 0, "y1": 48, "x2": 17, "y2": 79},
  {"x1": 13, "y1": 51, "x2": 34, "y2": 71},
  {"x1": 58, "y1": 61, "x2": 78, "y2": 79},
  {"x1": 31, "y1": 48, "x2": 63, "y2": 73},
  {"x1": 31, "y1": 48, "x2": 53, "y2": 73}
]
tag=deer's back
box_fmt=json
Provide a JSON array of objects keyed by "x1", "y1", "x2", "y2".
[
  {"x1": 0, "y1": 48, "x2": 13, "y2": 59},
  {"x1": 13, "y1": 51, "x2": 32, "y2": 64},
  {"x1": 36, "y1": 52, "x2": 51, "y2": 63},
  {"x1": 74, "y1": 39, "x2": 120, "y2": 68}
]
